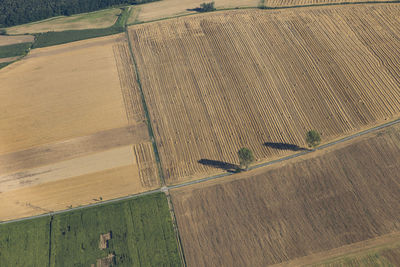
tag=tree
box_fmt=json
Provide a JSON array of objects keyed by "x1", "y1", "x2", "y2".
[
  {"x1": 238, "y1": 147, "x2": 255, "y2": 170},
  {"x1": 306, "y1": 130, "x2": 321, "y2": 148},
  {"x1": 198, "y1": 1, "x2": 215, "y2": 12}
]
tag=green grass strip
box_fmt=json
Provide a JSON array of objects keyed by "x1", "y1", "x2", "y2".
[{"x1": 0, "y1": 42, "x2": 31, "y2": 58}]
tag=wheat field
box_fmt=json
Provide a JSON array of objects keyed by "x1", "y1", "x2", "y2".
[{"x1": 129, "y1": 4, "x2": 400, "y2": 184}]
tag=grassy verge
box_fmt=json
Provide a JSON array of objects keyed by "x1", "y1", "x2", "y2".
[
  {"x1": 32, "y1": 7, "x2": 130, "y2": 48},
  {"x1": 0, "y1": 42, "x2": 31, "y2": 58},
  {"x1": 0, "y1": 61, "x2": 13, "y2": 69},
  {"x1": 0, "y1": 193, "x2": 182, "y2": 266}
]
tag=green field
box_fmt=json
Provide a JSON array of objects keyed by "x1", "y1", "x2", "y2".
[
  {"x1": 0, "y1": 193, "x2": 182, "y2": 267},
  {"x1": 0, "y1": 42, "x2": 31, "y2": 58},
  {"x1": 32, "y1": 7, "x2": 130, "y2": 48}
]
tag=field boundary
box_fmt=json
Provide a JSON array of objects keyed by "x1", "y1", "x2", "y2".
[
  {"x1": 1, "y1": 118, "x2": 400, "y2": 225},
  {"x1": 125, "y1": 21, "x2": 187, "y2": 266}
]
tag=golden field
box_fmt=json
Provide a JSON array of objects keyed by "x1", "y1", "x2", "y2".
[
  {"x1": 0, "y1": 35, "x2": 34, "y2": 46},
  {"x1": 128, "y1": 4, "x2": 400, "y2": 184},
  {"x1": 0, "y1": 34, "x2": 158, "y2": 221},
  {"x1": 263, "y1": 0, "x2": 397, "y2": 7},
  {"x1": 171, "y1": 124, "x2": 400, "y2": 266}
]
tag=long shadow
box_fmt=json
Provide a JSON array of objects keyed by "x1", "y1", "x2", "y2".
[
  {"x1": 187, "y1": 8, "x2": 202, "y2": 12},
  {"x1": 198, "y1": 159, "x2": 239, "y2": 173},
  {"x1": 264, "y1": 142, "x2": 309, "y2": 151}
]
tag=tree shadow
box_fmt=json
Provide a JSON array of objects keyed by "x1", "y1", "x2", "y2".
[
  {"x1": 198, "y1": 159, "x2": 240, "y2": 173},
  {"x1": 264, "y1": 142, "x2": 309, "y2": 151},
  {"x1": 187, "y1": 8, "x2": 202, "y2": 12}
]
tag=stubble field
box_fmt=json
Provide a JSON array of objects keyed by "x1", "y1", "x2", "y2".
[
  {"x1": 171, "y1": 124, "x2": 400, "y2": 266},
  {"x1": 0, "y1": 34, "x2": 158, "y2": 221},
  {"x1": 129, "y1": 4, "x2": 400, "y2": 184},
  {"x1": 263, "y1": 0, "x2": 398, "y2": 7}
]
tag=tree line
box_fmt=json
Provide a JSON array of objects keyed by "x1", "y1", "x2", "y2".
[{"x1": 0, "y1": 0, "x2": 157, "y2": 28}]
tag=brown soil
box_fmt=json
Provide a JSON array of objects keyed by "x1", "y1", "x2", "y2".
[
  {"x1": 171, "y1": 124, "x2": 400, "y2": 266},
  {"x1": 129, "y1": 4, "x2": 400, "y2": 184},
  {"x1": 0, "y1": 124, "x2": 148, "y2": 175}
]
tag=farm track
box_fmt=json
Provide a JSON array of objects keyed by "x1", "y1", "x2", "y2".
[{"x1": 128, "y1": 4, "x2": 400, "y2": 184}]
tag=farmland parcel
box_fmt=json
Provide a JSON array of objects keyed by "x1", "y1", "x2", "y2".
[
  {"x1": 129, "y1": 4, "x2": 400, "y2": 184},
  {"x1": 171, "y1": 124, "x2": 400, "y2": 266},
  {"x1": 0, "y1": 193, "x2": 181, "y2": 266},
  {"x1": 0, "y1": 34, "x2": 158, "y2": 221}
]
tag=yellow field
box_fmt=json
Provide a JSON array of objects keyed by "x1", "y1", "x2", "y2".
[
  {"x1": 263, "y1": 0, "x2": 397, "y2": 7},
  {"x1": 0, "y1": 35, "x2": 34, "y2": 46},
  {"x1": 0, "y1": 34, "x2": 159, "y2": 221},
  {"x1": 171, "y1": 123, "x2": 400, "y2": 266},
  {"x1": 6, "y1": 8, "x2": 121, "y2": 35},
  {"x1": 134, "y1": 0, "x2": 259, "y2": 23},
  {"x1": 128, "y1": 4, "x2": 400, "y2": 184}
]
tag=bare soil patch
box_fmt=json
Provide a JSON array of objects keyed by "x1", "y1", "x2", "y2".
[
  {"x1": 0, "y1": 124, "x2": 148, "y2": 175},
  {"x1": 99, "y1": 232, "x2": 112, "y2": 250},
  {"x1": 171, "y1": 124, "x2": 400, "y2": 266},
  {"x1": 0, "y1": 163, "x2": 159, "y2": 221}
]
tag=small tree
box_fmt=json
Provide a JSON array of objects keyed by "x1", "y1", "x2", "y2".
[
  {"x1": 238, "y1": 147, "x2": 255, "y2": 170},
  {"x1": 198, "y1": 2, "x2": 216, "y2": 12},
  {"x1": 306, "y1": 130, "x2": 321, "y2": 148}
]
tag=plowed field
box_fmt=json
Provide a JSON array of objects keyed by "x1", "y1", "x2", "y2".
[
  {"x1": 171, "y1": 124, "x2": 400, "y2": 266},
  {"x1": 129, "y1": 4, "x2": 400, "y2": 184},
  {"x1": 0, "y1": 34, "x2": 158, "y2": 221}
]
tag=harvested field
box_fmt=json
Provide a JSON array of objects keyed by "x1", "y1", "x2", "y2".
[
  {"x1": 0, "y1": 35, "x2": 34, "y2": 46},
  {"x1": 0, "y1": 194, "x2": 181, "y2": 266},
  {"x1": 129, "y1": 4, "x2": 400, "y2": 184},
  {"x1": 171, "y1": 123, "x2": 400, "y2": 266},
  {"x1": 0, "y1": 33, "x2": 159, "y2": 221},
  {"x1": 135, "y1": 0, "x2": 259, "y2": 22},
  {"x1": 0, "y1": 34, "x2": 128, "y2": 154},
  {"x1": 263, "y1": 0, "x2": 398, "y2": 7},
  {"x1": 6, "y1": 8, "x2": 121, "y2": 35}
]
